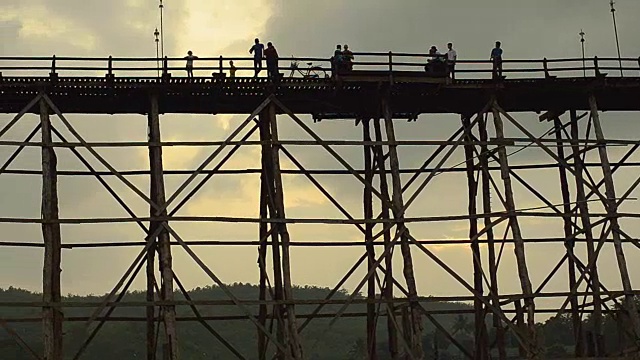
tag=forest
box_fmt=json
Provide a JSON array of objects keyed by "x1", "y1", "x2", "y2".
[{"x1": 0, "y1": 285, "x2": 632, "y2": 359}]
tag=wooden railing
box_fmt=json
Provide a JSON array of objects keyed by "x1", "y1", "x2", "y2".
[{"x1": 0, "y1": 53, "x2": 639, "y2": 80}]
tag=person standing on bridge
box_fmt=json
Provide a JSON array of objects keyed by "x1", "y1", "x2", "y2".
[
  {"x1": 446, "y1": 43, "x2": 457, "y2": 79},
  {"x1": 229, "y1": 60, "x2": 237, "y2": 78},
  {"x1": 184, "y1": 50, "x2": 198, "y2": 78},
  {"x1": 264, "y1": 42, "x2": 280, "y2": 80},
  {"x1": 249, "y1": 38, "x2": 265, "y2": 77},
  {"x1": 343, "y1": 44, "x2": 354, "y2": 71},
  {"x1": 490, "y1": 41, "x2": 503, "y2": 79}
]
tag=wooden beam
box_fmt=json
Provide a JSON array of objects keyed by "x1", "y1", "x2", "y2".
[
  {"x1": 362, "y1": 118, "x2": 377, "y2": 360},
  {"x1": 148, "y1": 93, "x2": 178, "y2": 360},
  {"x1": 381, "y1": 96, "x2": 424, "y2": 359},
  {"x1": 40, "y1": 97, "x2": 63, "y2": 360},
  {"x1": 490, "y1": 100, "x2": 538, "y2": 359},
  {"x1": 588, "y1": 95, "x2": 640, "y2": 345}
]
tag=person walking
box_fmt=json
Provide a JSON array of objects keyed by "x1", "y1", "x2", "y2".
[
  {"x1": 446, "y1": 42, "x2": 457, "y2": 79},
  {"x1": 264, "y1": 42, "x2": 280, "y2": 80},
  {"x1": 249, "y1": 38, "x2": 265, "y2": 77}
]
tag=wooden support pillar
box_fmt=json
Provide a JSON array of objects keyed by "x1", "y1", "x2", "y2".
[
  {"x1": 41, "y1": 97, "x2": 63, "y2": 360},
  {"x1": 490, "y1": 101, "x2": 537, "y2": 358},
  {"x1": 373, "y1": 118, "x2": 398, "y2": 358},
  {"x1": 266, "y1": 102, "x2": 304, "y2": 359},
  {"x1": 588, "y1": 95, "x2": 640, "y2": 345},
  {"x1": 553, "y1": 117, "x2": 583, "y2": 357},
  {"x1": 260, "y1": 108, "x2": 286, "y2": 359},
  {"x1": 381, "y1": 96, "x2": 423, "y2": 359},
  {"x1": 478, "y1": 114, "x2": 506, "y2": 360},
  {"x1": 363, "y1": 118, "x2": 377, "y2": 359},
  {"x1": 258, "y1": 138, "x2": 269, "y2": 360},
  {"x1": 461, "y1": 114, "x2": 488, "y2": 360},
  {"x1": 148, "y1": 94, "x2": 178, "y2": 360},
  {"x1": 569, "y1": 109, "x2": 602, "y2": 355}
]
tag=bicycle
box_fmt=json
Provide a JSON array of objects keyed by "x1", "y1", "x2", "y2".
[{"x1": 289, "y1": 58, "x2": 329, "y2": 79}]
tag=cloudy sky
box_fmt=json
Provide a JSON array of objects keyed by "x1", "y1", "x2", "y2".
[{"x1": 1, "y1": 0, "x2": 640, "y2": 321}]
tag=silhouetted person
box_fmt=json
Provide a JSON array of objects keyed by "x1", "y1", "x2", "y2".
[
  {"x1": 343, "y1": 44, "x2": 354, "y2": 71},
  {"x1": 332, "y1": 44, "x2": 343, "y2": 73},
  {"x1": 446, "y1": 42, "x2": 457, "y2": 79},
  {"x1": 264, "y1": 42, "x2": 279, "y2": 80},
  {"x1": 249, "y1": 38, "x2": 264, "y2": 77},
  {"x1": 184, "y1": 50, "x2": 198, "y2": 78},
  {"x1": 425, "y1": 46, "x2": 442, "y2": 73},
  {"x1": 491, "y1": 41, "x2": 503, "y2": 78},
  {"x1": 229, "y1": 60, "x2": 237, "y2": 78}
]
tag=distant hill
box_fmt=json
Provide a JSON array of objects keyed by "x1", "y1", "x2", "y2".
[
  {"x1": 0, "y1": 284, "x2": 475, "y2": 359},
  {"x1": 0, "y1": 285, "x2": 630, "y2": 359}
]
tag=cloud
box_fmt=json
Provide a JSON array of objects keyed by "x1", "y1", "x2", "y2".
[{"x1": 1, "y1": 0, "x2": 640, "y2": 306}]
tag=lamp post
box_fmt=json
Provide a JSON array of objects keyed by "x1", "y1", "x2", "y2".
[
  {"x1": 579, "y1": 29, "x2": 586, "y2": 77},
  {"x1": 159, "y1": 0, "x2": 165, "y2": 59},
  {"x1": 154, "y1": 28, "x2": 160, "y2": 77},
  {"x1": 610, "y1": 0, "x2": 623, "y2": 77}
]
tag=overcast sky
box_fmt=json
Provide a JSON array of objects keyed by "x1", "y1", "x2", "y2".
[{"x1": 1, "y1": 0, "x2": 640, "y2": 321}]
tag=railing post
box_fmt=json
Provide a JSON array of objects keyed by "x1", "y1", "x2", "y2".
[
  {"x1": 219, "y1": 56, "x2": 223, "y2": 76},
  {"x1": 49, "y1": 55, "x2": 57, "y2": 77},
  {"x1": 637, "y1": 57, "x2": 640, "y2": 76},
  {"x1": 388, "y1": 51, "x2": 393, "y2": 85},
  {"x1": 594, "y1": 56, "x2": 601, "y2": 77},
  {"x1": 162, "y1": 56, "x2": 170, "y2": 81},
  {"x1": 106, "y1": 56, "x2": 114, "y2": 81},
  {"x1": 543, "y1": 58, "x2": 550, "y2": 78}
]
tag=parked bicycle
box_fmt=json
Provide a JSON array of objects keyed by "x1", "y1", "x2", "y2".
[{"x1": 289, "y1": 58, "x2": 328, "y2": 79}]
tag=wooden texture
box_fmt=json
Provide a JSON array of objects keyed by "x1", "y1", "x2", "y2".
[
  {"x1": 490, "y1": 101, "x2": 538, "y2": 358},
  {"x1": 362, "y1": 118, "x2": 377, "y2": 359},
  {"x1": 461, "y1": 114, "x2": 488, "y2": 360},
  {"x1": 381, "y1": 96, "x2": 423, "y2": 359},
  {"x1": 373, "y1": 118, "x2": 399, "y2": 357},
  {"x1": 588, "y1": 96, "x2": 640, "y2": 342},
  {"x1": 40, "y1": 97, "x2": 63, "y2": 360},
  {"x1": 554, "y1": 116, "x2": 583, "y2": 357},
  {"x1": 148, "y1": 93, "x2": 178, "y2": 360}
]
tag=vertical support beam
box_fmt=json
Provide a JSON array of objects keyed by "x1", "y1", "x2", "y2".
[
  {"x1": 461, "y1": 115, "x2": 487, "y2": 360},
  {"x1": 363, "y1": 118, "x2": 377, "y2": 359},
  {"x1": 478, "y1": 114, "x2": 506, "y2": 360},
  {"x1": 258, "y1": 150, "x2": 269, "y2": 360},
  {"x1": 569, "y1": 109, "x2": 602, "y2": 355},
  {"x1": 553, "y1": 117, "x2": 583, "y2": 357},
  {"x1": 588, "y1": 95, "x2": 640, "y2": 344},
  {"x1": 267, "y1": 102, "x2": 304, "y2": 359},
  {"x1": 260, "y1": 109, "x2": 286, "y2": 359},
  {"x1": 148, "y1": 93, "x2": 178, "y2": 360},
  {"x1": 41, "y1": 97, "x2": 63, "y2": 360},
  {"x1": 381, "y1": 96, "x2": 423, "y2": 359},
  {"x1": 373, "y1": 118, "x2": 398, "y2": 358},
  {"x1": 490, "y1": 101, "x2": 537, "y2": 358}
]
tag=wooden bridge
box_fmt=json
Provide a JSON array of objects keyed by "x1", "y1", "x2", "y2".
[{"x1": 1, "y1": 53, "x2": 640, "y2": 359}]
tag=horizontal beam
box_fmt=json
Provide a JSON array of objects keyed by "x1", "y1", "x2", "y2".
[{"x1": 0, "y1": 237, "x2": 629, "y2": 249}]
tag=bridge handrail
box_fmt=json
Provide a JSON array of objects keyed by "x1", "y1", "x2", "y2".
[{"x1": 0, "y1": 53, "x2": 638, "y2": 79}]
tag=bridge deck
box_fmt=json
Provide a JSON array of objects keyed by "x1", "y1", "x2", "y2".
[{"x1": 1, "y1": 75, "x2": 639, "y2": 117}]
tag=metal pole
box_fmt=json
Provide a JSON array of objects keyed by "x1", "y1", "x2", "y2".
[
  {"x1": 610, "y1": 0, "x2": 623, "y2": 77},
  {"x1": 580, "y1": 29, "x2": 586, "y2": 77},
  {"x1": 159, "y1": 0, "x2": 165, "y2": 59},
  {"x1": 154, "y1": 28, "x2": 160, "y2": 78}
]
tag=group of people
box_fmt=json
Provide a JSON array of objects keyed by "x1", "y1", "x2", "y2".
[
  {"x1": 424, "y1": 41, "x2": 503, "y2": 79},
  {"x1": 183, "y1": 40, "x2": 504, "y2": 80},
  {"x1": 332, "y1": 44, "x2": 355, "y2": 72}
]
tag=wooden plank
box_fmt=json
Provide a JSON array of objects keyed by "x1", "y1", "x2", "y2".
[
  {"x1": 362, "y1": 118, "x2": 377, "y2": 359},
  {"x1": 40, "y1": 97, "x2": 63, "y2": 360}
]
